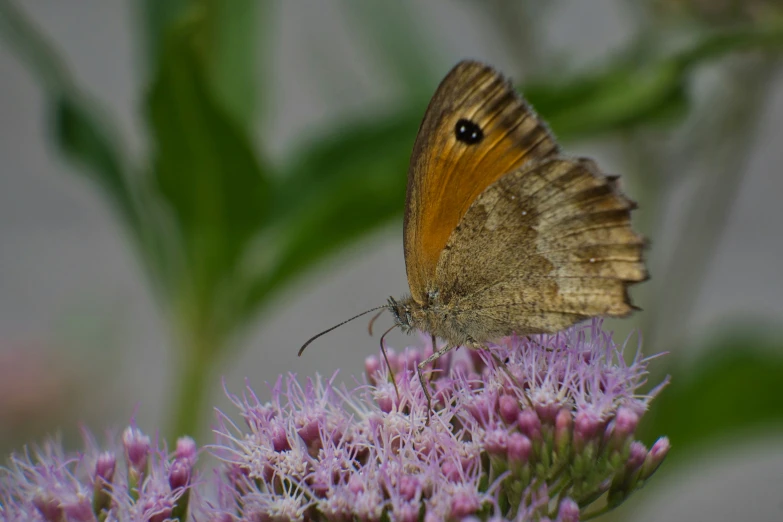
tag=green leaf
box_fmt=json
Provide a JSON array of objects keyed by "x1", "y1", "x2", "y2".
[
  {"x1": 638, "y1": 333, "x2": 783, "y2": 458},
  {"x1": 340, "y1": 0, "x2": 436, "y2": 99},
  {"x1": 0, "y1": 0, "x2": 172, "y2": 286},
  {"x1": 237, "y1": 108, "x2": 421, "y2": 317},
  {"x1": 53, "y1": 96, "x2": 140, "y2": 230},
  {"x1": 140, "y1": 0, "x2": 191, "y2": 71},
  {"x1": 140, "y1": 0, "x2": 266, "y2": 129},
  {"x1": 147, "y1": 21, "x2": 271, "y2": 313},
  {"x1": 200, "y1": 0, "x2": 266, "y2": 128},
  {"x1": 525, "y1": 60, "x2": 688, "y2": 140}
]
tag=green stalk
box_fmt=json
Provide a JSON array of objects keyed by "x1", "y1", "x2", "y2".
[{"x1": 168, "y1": 317, "x2": 221, "y2": 441}]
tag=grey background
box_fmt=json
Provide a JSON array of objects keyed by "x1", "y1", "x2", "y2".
[{"x1": 1, "y1": 1, "x2": 782, "y2": 520}]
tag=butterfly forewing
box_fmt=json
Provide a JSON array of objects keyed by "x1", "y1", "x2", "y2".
[
  {"x1": 404, "y1": 60, "x2": 559, "y2": 303},
  {"x1": 432, "y1": 157, "x2": 646, "y2": 340}
]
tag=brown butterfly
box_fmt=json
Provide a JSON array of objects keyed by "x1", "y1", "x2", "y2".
[{"x1": 300, "y1": 60, "x2": 647, "y2": 401}]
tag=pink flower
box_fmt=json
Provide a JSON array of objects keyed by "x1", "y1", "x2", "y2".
[
  {"x1": 211, "y1": 319, "x2": 669, "y2": 521},
  {"x1": 1, "y1": 427, "x2": 197, "y2": 522}
]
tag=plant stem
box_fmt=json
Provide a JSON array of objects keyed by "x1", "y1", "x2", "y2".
[{"x1": 168, "y1": 325, "x2": 220, "y2": 442}]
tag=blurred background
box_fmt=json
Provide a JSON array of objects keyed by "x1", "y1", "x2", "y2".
[{"x1": 1, "y1": 1, "x2": 782, "y2": 520}]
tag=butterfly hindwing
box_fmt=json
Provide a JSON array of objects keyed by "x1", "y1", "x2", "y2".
[{"x1": 432, "y1": 157, "x2": 646, "y2": 340}]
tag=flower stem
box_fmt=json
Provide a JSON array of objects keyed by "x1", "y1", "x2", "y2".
[{"x1": 168, "y1": 325, "x2": 219, "y2": 442}]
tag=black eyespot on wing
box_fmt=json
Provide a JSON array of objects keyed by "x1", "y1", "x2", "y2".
[{"x1": 455, "y1": 118, "x2": 483, "y2": 144}]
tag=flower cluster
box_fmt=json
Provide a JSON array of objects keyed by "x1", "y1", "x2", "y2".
[
  {"x1": 210, "y1": 319, "x2": 669, "y2": 521},
  {"x1": 1, "y1": 320, "x2": 668, "y2": 521},
  {"x1": 0, "y1": 426, "x2": 197, "y2": 522}
]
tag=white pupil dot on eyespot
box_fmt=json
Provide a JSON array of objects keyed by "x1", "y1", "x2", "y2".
[
  {"x1": 589, "y1": 258, "x2": 596, "y2": 263},
  {"x1": 521, "y1": 210, "x2": 527, "y2": 215}
]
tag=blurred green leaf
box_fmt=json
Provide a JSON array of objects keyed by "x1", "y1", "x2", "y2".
[
  {"x1": 53, "y1": 97, "x2": 141, "y2": 234},
  {"x1": 0, "y1": 0, "x2": 172, "y2": 282},
  {"x1": 237, "y1": 109, "x2": 420, "y2": 317},
  {"x1": 140, "y1": 0, "x2": 190, "y2": 70},
  {"x1": 526, "y1": 60, "x2": 688, "y2": 139},
  {"x1": 639, "y1": 334, "x2": 783, "y2": 458},
  {"x1": 201, "y1": 0, "x2": 264, "y2": 128},
  {"x1": 341, "y1": 0, "x2": 436, "y2": 99},
  {"x1": 141, "y1": 0, "x2": 264, "y2": 129},
  {"x1": 148, "y1": 22, "x2": 271, "y2": 313}
]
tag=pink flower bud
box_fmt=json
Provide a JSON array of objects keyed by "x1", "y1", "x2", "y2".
[
  {"x1": 498, "y1": 395, "x2": 520, "y2": 425},
  {"x1": 451, "y1": 489, "x2": 480, "y2": 518},
  {"x1": 442, "y1": 460, "x2": 461, "y2": 482},
  {"x1": 32, "y1": 493, "x2": 62, "y2": 522},
  {"x1": 507, "y1": 432, "x2": 532, "y2": 464},
  {"x1": 169, "y1": 458, "x2": 192, "y2": 490},
  {"x1": 399, "y1": 475, "x2": 419, "y2": 501},
  {"x1": 485, "y1": 429, "x2": 509, "y2": 456},
  {"x1": 348, "y1": 475, "x2": 364, "y2": 494},
  {"x1": 555, "y1": 409, "x2": 573, "y2": 451},
  {"x1": 627, "y1": 441, "x2": 647, "y2": 471},
  {"x1": 613, "y1": 407, "x2": 639, "y2": 440},
  {"x1": 94, "y1": 451, "x2": 116, "y2": 482},
  {"x1": 365, "y1": 355, "x2": 381, "y2": 381},
  {"x1": 517, "y1": 410, "x2": 542, "y2": 441},
  {"x1": 62, "y1": 498, "x2": 94, "y2": 522},
  {"x1": 556, "y1": 497, "x2": 580, "y2": 522},
  {"x1": 574, "y1": 411, "x2": 601, "y2": 442},
  {"x1": 297, "y1": 415, "x2": 322, "y2": 447},
  {"x1": 641, "y1": 437, "x2": 670, "y2": 480},
  {"x1": 122, "y1": 426, "x2": 150, "y2": 474},
  {"x1": 175, "y1": 436, "x2": 197, "y2": 461},
  {"x1": 270, "y1": 424, "x2": 289, "y2": 452}
]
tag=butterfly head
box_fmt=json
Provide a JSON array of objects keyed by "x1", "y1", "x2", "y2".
[{"x1": 387, "y1": 296, "x2": 417, "y2": 334}]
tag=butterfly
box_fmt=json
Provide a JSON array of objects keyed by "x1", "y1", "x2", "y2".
[{"x1": 300, "y1": 60, "x2": 647, "y2": 403}]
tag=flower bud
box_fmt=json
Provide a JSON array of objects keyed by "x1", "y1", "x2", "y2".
[
  {"x1": 169, "y1": 457, "x2": 193, "y2": 522},
  {"x1": 399, "y1": 475, "x2": 419, "y2": 501},
  {"x1": 627, "y1": 441, "x2": 647, "y2": 472},
  {"x1": 555, "y1": 409, "x2": 573, "y2": 455},
  {"x1": 556, "y1": 497, "x2": 580, "y2": 522},
  {"x1": 611, "y1": 407, "x2": 639, "y2": 449},
  {"x1": 122, "y1": 426, "x2": 150, "y2": 474},
  {"x1": 365, "y1": 355, "x2": 381, "y2": 383},
  {"x1": 573, "y1": 411, "x2": 601, "y2": 452},
  {"x1": 498, "y1": 395, "x2": 520, "y2": 425},
  {"x1": 175, "y1": 436, "x2": 197, "y2": 461},
  {"x1": 93, "y1": 451, "x2": 116, "y2": 516},
  {"x1": 450, "y1": 487, "x2": 480, "y2": 518},
  {"x1": 640, "y1": 437, "x2": 670, "y2": 480},
  {"x1": 270, "y1": 424, "x2": 289, "y2": 452},
  {"x1": 169, "y1": 458, "x2": 192, "y2": 490},
  {"x1": 485, "y1": 429, "x2": 509, "y2": 456},
  {"x1": 32, "y1": 493, "x2": 62, "y2": 522},
  {"x1": 517, "y1": 410, "x2": 542, "y2": 442},
  {"x1": 507, "y1": 432, "x2": 532, "y2": 465},
  {"x1": 62, "y1": 498, "x2": 93, "y2": 522},
  {"x1": 442, "y1": 460, "x2": 461, "y2": 482}
]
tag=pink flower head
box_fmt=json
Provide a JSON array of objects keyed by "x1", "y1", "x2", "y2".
[
  {"x1": 212, "y1": 319, "x2": 668, "y2": 521},
  {"x1": 1, "y1": 426, "x2": 198, "y2": 522}
]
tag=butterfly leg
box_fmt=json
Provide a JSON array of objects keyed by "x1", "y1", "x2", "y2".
[{"x1": 417, "y1": 343, "x2": 454, "y2": 424}]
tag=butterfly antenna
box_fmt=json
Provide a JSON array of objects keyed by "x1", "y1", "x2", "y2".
[
  {"x1": 298, "y1": 306, "x2": 386, "y2": 357},
  {"x1": 367, "y1": 308, "x2": 386, "y2": 336},
  {"x1": 379, "y1": 324, "x2": 400, "y2": 398}
]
